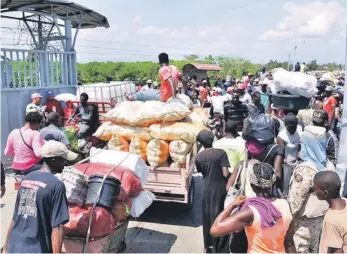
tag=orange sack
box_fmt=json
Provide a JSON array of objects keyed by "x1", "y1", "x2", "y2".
[
  {"x1": 93, "y1": 122, "x2": 152, "y2": 141},
  {"x1": 149, "y1": 122, "x2": 206, "y2": 143},
  {"x1": 129, "y1": 137, "x2": 148, "y2": 162},
  {"x1": 146, "y1": 139, "x2": 169, "y2": 167},
  {"x1": 64, "y1": 205, "x2": 115, "y2": 238},
  {"x1": 108, "y1": 135, "x2": 129, "y2": 152}
]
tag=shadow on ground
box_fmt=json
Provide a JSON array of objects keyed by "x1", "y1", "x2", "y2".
[
  {"x1": 124, "y1": 227, "x2": 177, "y2": 253},
  {"x1": 131, "y1": 174, "x2": 203, "y2": 228}
]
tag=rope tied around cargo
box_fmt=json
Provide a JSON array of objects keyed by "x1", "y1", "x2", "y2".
[{"x1": 82, "y1": 153, "x2": 130, "y2": 253}]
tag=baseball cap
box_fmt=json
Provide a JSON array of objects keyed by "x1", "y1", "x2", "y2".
[
  {"x1": 312, "y1": 110, "x2": 329, "y2": 124},
  {"x1": 202, "y1": 80, "x2": 207, "y2": 84},
  {"x1": 31, "y1": 93, "x2": 43, "y2": 100},
  {"x1": 153, "y1": 81, "x2": 158, "y2": 87},
  {"x1": 325, "y1": 86, "x2": 333, "y2": 92},
  {"x1": 47, "y1": 90, "x2": 55, "y2": 97},
  {"x1": 41, "y1": 140, "x2": 79, "y2": 161},
  {"x1": 146, "y1": 79, "x2": 153, "y2": 84}
]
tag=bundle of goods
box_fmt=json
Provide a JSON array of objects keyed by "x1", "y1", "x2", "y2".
[
  {"x1": 58, "y1": 166, "x2": 88, "y2": 206},
  {"x1": 271, "y1": 68, "x2": 318, "y2": 109},
  {"x1": 92, "y1": 97, "x2": 207, "y2": 170},
  {"x1": 272, "y1": 68, "x2": 318, "y2": 98},
  {"x1": 103, "y1": 100, "x2": 190, "y2": 127},
  {"x1": 60, "y1": 153, "x2": 154, "y2": 253}
]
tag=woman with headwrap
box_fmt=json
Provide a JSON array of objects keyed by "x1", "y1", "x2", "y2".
[
  {"x1": 210, "y1": 162, "x2": 293, "y2": 253},
  {"x1": 195, "y1": 130, "x2": 230, "y2": 253},
  {"x1": 286, "y1": 126, "x2": 334, "y2": 253}
]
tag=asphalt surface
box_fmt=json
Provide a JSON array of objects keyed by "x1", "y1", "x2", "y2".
[{"x1": 1, "y1": 174, "x2": 204, "y2": 253}]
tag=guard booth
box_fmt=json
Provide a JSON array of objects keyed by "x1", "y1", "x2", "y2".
[
  {"x1": 0, "y1": 0, "x2": 109, "y2": 160},
  {"x1": 182, "y1": 63, "x2": 221, "y2": 81}
]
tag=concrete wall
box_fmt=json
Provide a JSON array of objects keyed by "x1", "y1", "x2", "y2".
[{"x1": 1, "y1": 86, "x2": 76, "y2": 162}]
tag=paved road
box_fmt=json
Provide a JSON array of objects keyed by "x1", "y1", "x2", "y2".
[{"x1": 1, "y1": 174, "x2": 204, "y2": 253}]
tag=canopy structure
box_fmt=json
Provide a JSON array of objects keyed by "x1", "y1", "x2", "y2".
[{"x1": 1, "y1": 0, "x2": 110, "y2": 29}]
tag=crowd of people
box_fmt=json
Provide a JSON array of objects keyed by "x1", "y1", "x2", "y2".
[
  {"x1": 192, "y1": 70, "x2": 346, "y2": 253},
  {"x1": 1, "y1": 51, "x2": 346, "y2": 253}
]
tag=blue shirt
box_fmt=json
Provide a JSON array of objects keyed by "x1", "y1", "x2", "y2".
[
  {"x1": 40, "y1": 124, "x2": 70, "y2": 145},
  {"x1": 260, "y1": 91, "x2": 269, "y2": 111},
  {"x1": 8, "y1": 171, "x2": 69, "y2": 253}
]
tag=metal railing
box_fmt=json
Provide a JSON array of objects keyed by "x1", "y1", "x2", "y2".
[{"x1": 1, "y1": 48, "x2": 77, "y2": 89}]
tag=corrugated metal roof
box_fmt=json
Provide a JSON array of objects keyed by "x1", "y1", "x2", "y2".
[
  {"x1": 191, "y1": 63, "x2": 221, "y2": 71},
  {"x1": 1, "y1": 0, "x2": 109, "y2": 29}
]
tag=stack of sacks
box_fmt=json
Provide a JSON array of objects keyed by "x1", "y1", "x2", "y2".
[{"x1": 92, "y1": 99, "x2": 207, "y2": 169}]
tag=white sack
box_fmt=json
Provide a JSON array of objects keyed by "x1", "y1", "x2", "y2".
[
  {"x1": 272, "y1": 68, "x2": 318, "y2": 98},
  {"x1": 130, "y1": 190, "x2": 155, "y2": 217},
  {"x1": 89, "y1": 147, "x2": 149, "y2": 185}
]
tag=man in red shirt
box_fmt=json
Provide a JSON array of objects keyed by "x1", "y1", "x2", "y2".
[
  {"x1": 158, "y1": 53, "x2": 187, "y2": 102},
  {"x1": 45, "y1": 90, "x2": 64, "y2": 117},
  {"x1": 323, "y1": 86, "x2": 336, "y2": 122}
]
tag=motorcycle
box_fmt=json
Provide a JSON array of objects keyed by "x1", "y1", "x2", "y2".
[{"x1": 208, "y1": 113, "x2": 225, "y2": 140}]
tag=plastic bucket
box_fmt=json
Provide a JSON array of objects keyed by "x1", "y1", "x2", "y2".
[
  {"x1": 272, "y1": 94, "x2": 311, "y2": 110},
  {"x1": 86, "y1": 174, "x2": 121, "y2": 208}
]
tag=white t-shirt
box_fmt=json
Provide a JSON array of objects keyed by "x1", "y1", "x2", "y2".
[
  {"x1": 278, "y1": 129, "x2": 301, "y2": 165},
  {"x1": 211, "y1": 95, "x2": 230, "y2": 114},
  {"x1": 239, "y1": 93, "x2": 252, "y2": 104}
]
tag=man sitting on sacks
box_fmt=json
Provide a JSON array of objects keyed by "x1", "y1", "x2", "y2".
[{"x1": 125, "y1": 53, "x2": 188, "y2": 102}]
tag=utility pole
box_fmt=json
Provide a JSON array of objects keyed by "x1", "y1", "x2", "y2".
[
  {"x1": 293, "y1": 37, "x2": 297, "y2": 71},
  {"x1": 340, "y1": 20, "x2": 347, "y2": 197},
  {"x1": 287, "y1": 53, "x2": 291, "y2": 71}
]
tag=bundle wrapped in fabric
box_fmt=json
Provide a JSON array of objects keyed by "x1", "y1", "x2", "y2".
[
  {"x1": 150, "y1": 122, "x2": 206, "y2": 143},
  {"x1": 272, "y1": 68, "x2": 318, "y2": 98},
  {"x1": 184, "y1": 108, "x2": 208, "y2": 127},
  {"x1": 64, "y1": 205, "x2": 116, "y2": 238},
  {"x1": 108, "y1": 135, "x2": 129, "y2": 152},
  {"x1": 74, "y1": 163, "x2": 143, "y2": 200},
  {"x1": 169, "y1": 140, "x2": 192, "y2": 164},
  {"x1": 129, "y1": 137, "x2": 148, "y2": 162},
  {"x1": 111, "y1": 198, "x2": 132, "y2": 223},
  {"x1": 130, "y1": 190, "x2": 155, "y2": 218},
  {"x1": 93, "y1": 122, "x2": 151, "y2": 141},
  {"x1": 60, "y1": 166, "x2": 88, "y2": 206},
  {"x1": 103, "y1": 100, "x2": 190, "y2": 127},
  {"x1": 89, "y1": 148, "x2": 149, "y2": 185},
  {"x1": 146, "y1": 139, "x2": 169, "y2": 167}
]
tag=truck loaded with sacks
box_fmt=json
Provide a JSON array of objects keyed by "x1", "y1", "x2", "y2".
[{"x1": 92, "y1": 94, "x2": 208, "y2": 208}]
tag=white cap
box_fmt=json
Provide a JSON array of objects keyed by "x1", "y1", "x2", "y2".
[
  {"x1": 31, "y1": 93, "x2": 43, "y2": 99},
  {"x1": 202, "y1": 80, "x2": 207, "y2": 84},
  {"x1": 216, "y1": 87, "x2": 222, "y2": 93},
  {"x1": 153, "y1": 81, "x2": 158, "y2": 87},
  {"x1": 41, "y1": 140, "x2": 79, "y2": 161},
  {"x1": 146, "y1": 79, "x2": 153, "y2": 84}
]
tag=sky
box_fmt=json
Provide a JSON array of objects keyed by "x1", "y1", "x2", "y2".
[{"x1": 1, "y1": 0, "x2": 347, "y2": 64}]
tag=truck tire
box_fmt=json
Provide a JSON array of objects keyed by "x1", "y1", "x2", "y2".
[{"x1": 185, "y1": 178, "x2": 195, "y2": 211}]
